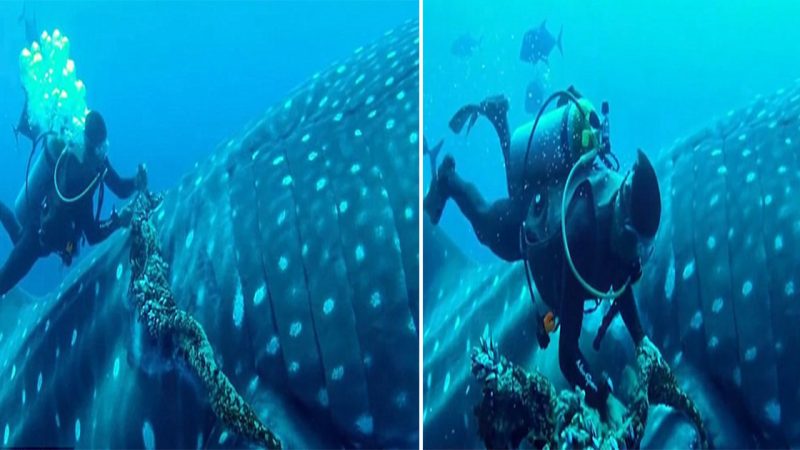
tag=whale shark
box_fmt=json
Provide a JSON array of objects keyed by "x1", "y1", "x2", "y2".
[
  {"x1": 0, "y1": 19, "x2": 419, "y2": 449},
  {"x1": 423, "y1": 80, "x2": 800, "y2": 448}
]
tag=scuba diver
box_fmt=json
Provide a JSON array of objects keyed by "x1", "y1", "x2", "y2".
[
  {"x1": 424, "y1": 88, "x2": 661, "y2": 415},
  {"x1": 0, "y1": 109, "x2": 148, "y2": 296}
]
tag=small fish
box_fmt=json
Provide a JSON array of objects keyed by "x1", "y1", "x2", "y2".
[
  {"x1": 520, "y1": 20, "x2": 562, "y2": 65},
  {"x1": 451, "y1": 33, "x2": 482, "y2": 58}
]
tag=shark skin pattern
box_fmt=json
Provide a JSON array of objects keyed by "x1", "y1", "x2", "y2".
[
  {"x1": 423, "y1": 81, "x2": 800, "y2": 448},
  {"x1": 0, "y1": 19, "x2": 419, "y2": 449}
]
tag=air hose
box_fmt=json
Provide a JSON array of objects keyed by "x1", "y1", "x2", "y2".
[
  {"x1": 53, "y1": 145, "x2": 107, "y2": 203},
  {"x1": 561, "y1": 149, "x2": 630, "y2": 299}
]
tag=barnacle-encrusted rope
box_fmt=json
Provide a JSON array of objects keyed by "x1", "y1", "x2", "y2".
[
  {"x1": 471, "y1": 336, "x2": 707, "y2": 449},
  {"x1": 128, "y1": 192, "x2": 282, "y2": 449}
]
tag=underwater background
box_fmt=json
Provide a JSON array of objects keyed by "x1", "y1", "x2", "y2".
[
  {"x1": 0, "y1": 0, "x2": 415, "y2": 296},
  {"x1": 424, "y1": 0, "x2": 800, "y2": 263},
  {"x1": 424, "y1": 0, "x2": 800, "y2": 448}
]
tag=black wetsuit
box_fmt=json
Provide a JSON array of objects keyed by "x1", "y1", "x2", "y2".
[
  {"x1": 433, "y1": 101, "x2": 646, "y2": 409},
  {"x1": 0, "y1": 147, "x2": 137, "y2": 296}
]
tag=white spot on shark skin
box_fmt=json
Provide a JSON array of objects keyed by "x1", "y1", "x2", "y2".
[
  {"x1": 253, "y1": 285, "x2": 267, "y2": 306},
  {"x1": 785, "y1": 281, "x2": 795, "y2": 296},
  {"x1": 37, "y1": 372, "x2": 43, "y2": 392},
  {"x1": 717, "y1": 165, "x2": 727, "y2": 175},
  {"x1": 331, "y1": 365, "x2": 345, "y2": 380},
  {"x1": 742, "y1": 280, "x2": 753, "y2": 297},
  {"x1": 338, "y1": 201, "x2": 349, "y2": 213},
  {"x1": 273, "y1": 155, "x2": 285, "y2": 166},
  {"x1": 395, "y1": 391, "x2": 408, "y2": 408},
  {"x1": 355, "y1": 74, "x2": 365, "y2": 84},
  {"x1": 281, "y1": 175, "x2": 293, "y2": 186},
  {"x1": 350, "y1": 163, "x2": 361, "y2": 174},
  {"x1": 333, "y1": 112, "x2": 343, "y2": 122},
  {"x1": 385, "y1": 119, "x2": 396, "y2": 130},
  {"x1": 384, "y1": 76, "x2": 395, "y2": 86},
  {"x1": 706, "y1": 236, "x2": 716, "y2": 250},
  {"x1": 711, "y1": 148, "x2": 722, "y2": 157},
  {"x1": 665, "y1": 254, "x2": 676, "y2": 300},
  {"x1": 21, "y1": 388, "x2": 25, "y2": 405},
  {"x1": 233, "y1": 280, "x2": 244, "y2": 328},
  {"x1": 115, "y1": 263, "x2": 124, "y2": 280},
  {"x1": 712, "y1": 297, "x2": 724, "y2": 313},
  {"x1": 323, "y1": 298, "x2": 335, "y2": 315},
  {"x1": 289, "y1": 321, "x2": 302, "y2": 337},
  {"x1": 742, "y1": 148, "x2": 752, "y2": 157},
  {"x1": 738, "y1": 133, "x2": 747, "y2": 141},
  {"x1": 690, "y1": 311, "x2": 703, "y2": 330},
  {"x1": 336, "y1": 64, "x2": 347, "y2": 74},
  {"x1": 746, "y1": 172, "x2": 756, "y2": 183},
  {"x1": 355, "y1": 245, "x2": 365, "y2": 262},
  {"x1": 409, "y1": 132, "x2": 419, "y2": 144},
  {"x1": 301, "y1": 133, "x2": 311, "y2": 143},
  {"x1": 369, "y1": 291, "x2": 382, "y2": 308},
  {"x1": 71, "y1": 329, "x2": 78, "y2": 347},
  {"x1": 786, "y1": 137, "x2": 793, "y2": 146},
  {"x1": 443, "y1": 372, "x2": 451, "y2": 393},
  {"x1": 288, "y1": 361, "x2": 300, "y2": 373},
  {"x1": 708, "y1": 336, "x2": 719, "y2": 348},
  {"x1": 709, "y1": 194, "x2": 720, "y2": 207},
  {"x1": 307, "y1": 151, "x2": 318, "y2": 161},
  {"x1": 185, "y1": 230, "x2": 194, "y2": 249},
  {"x1": 266, "y1": 336, "x2": 280, "y2": 355},
  {"x1": 316, "y1": 178, "x2": 327, "y2": 191},
  {"x1": 277, "y1": 210, "x2": 286, "y2": 225},
  {"x1": 745, "y1": 347, "x2": 758, "y2": 361},
  {"x1": 354, "y1": 129, "x2": 363, "y2": 137},
  {"x1": 75, "y1": 418, "x2": 81, "y2": 442},
  {"x1": 218, "y1": 431, "x2": 229, "y2": 445},
  {"x1": 278, "y1": 256, "x2": 289, "y2": 271},
  {"x1": 113, "y1": 357, "x2": 120, "y2": 379},
  {"x1": 318, "y1": 388, "x2": 329, "y2": 407},
  {"x1": 355, "y1": 414, "x2": 373, "y2": 435},
  {"x1": 142, "y1": 421, "x2": 155, "y2": 450},
  {"x1": 765, "y1": 194, "x2": 773, "y2": 205},
  {"x1": 765, "y1": 400, "x2": 781, "y2": 425},
  {"x1": 426, "y1": 372, "x2": 432, "y2": 389},
  {"x1": 367, "y1": 110, "x2": 377, "y2": 119},
  {"x1": 682, "y1": 260, "x2": 695, "y2": 280},
  {"x1": 778, "y1": 165, "x2": 788, "y2": 174},
  {"x1": 775, "y1": 235, "x2": 784, "y2": 251},
  {"x1": 404, "y1": 207, "x2": 414, "y2": 220},
  {"x1": 3, "y1": 424, "x2": 8, "y2": 445}
]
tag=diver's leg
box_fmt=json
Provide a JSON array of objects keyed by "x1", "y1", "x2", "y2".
[
  {"x1": 0, "y1": 201, "x2": 22, "y2": 245},
  {"x1": 0, "y1": 231, "x2": 41, "y2": 296},
  {"x1": 478, "y1": 96, "x2": 512, "y2": 175},
  {"x1": 558, "y1": 293, "x2": 611, "y2": 411},
  {"x1": 445, "y1": 169, "x2": 524, "y2": 262}
]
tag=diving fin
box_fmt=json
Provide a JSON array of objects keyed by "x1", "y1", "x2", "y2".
[
  {"x1": 423, "y1": 137, "x2": 444, "y2": 181},
  {"x1": 449, "y1": 104, "x2": 481, "y2": 134},
  {"x1": 423, "y1": 155, "x2": 455, "y2": 225}
]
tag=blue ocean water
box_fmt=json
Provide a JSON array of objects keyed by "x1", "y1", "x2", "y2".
[
  {"x1": 0, "y1": 0, "x2": 416, "y2": 296},
  {"x1": 424, "y1": 0, "x2": 800, "y2": 262}
]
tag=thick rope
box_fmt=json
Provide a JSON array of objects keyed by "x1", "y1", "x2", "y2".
[{"x1": 128, "y1": 192, "x2": 282, "y2": 449}]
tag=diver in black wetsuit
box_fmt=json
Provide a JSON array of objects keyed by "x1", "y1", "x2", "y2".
[
  {"x1": 424, "y1": 91, "x2": 661, "y2": 415},
  {"x1": 0, "y1": 111, "x2": 148, "y2": 296}
]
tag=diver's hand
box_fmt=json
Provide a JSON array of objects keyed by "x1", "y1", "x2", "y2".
[
  {"x1": 135, "y1": 163, "x2": 148, "y2": 191},
  {"x1": 117, "y1": 204, "x2": 134, "y2": 227}
]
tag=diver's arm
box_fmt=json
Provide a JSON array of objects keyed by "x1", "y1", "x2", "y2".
[
  {"x1": 558, "y1": 287, "x2": 611, "y2": 410},
  {"x1": 103, "y1": 158, "x2": 139, "y2": 199},
  {"x1": 618, "y1": 288, "x2": 645, "y2": 346},
  {"x1": 79, "y1": 200, "x2": 121, "y2": 245}
]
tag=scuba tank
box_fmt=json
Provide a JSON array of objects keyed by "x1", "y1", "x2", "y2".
[{"x1": 506, "y1": 88, "x2": 602, "y2": 201}]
